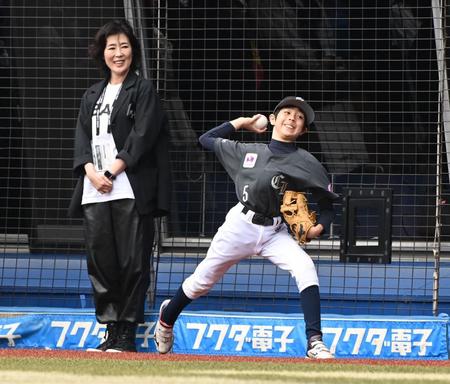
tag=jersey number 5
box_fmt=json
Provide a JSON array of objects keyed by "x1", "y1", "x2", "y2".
[{"x1": 242, "y1": 185, "x2": 249, "y2": 202}]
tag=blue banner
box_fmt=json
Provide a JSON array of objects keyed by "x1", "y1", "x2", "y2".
[
  {"x1": 0, "y1": 310, "x2": 448, "y2": 359},
  {"x1": 175, "y1": 312, "x2": 449, "y2": 359}
]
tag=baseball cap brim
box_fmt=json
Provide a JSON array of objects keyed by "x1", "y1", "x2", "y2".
[{"x1": 273, "y1": 96, "x2": 315, "y2": 125}]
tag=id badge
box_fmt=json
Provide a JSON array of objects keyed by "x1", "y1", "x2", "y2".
[{"x1": 92, "y1": 137, "x2": 117, "y2": 172}]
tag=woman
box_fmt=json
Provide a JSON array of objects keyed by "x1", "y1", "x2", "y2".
[{"x1": 70, "y1": 19, "x2": 170, "y2": 352}]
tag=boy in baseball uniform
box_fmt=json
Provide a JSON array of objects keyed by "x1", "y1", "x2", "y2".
[{"x1": 154, "y1": 96, "x2": 339, "y2": 358}]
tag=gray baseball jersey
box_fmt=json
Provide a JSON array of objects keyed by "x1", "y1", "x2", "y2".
[{"x1": 214, "y1": 139, "x2": 338, "y2": 217}]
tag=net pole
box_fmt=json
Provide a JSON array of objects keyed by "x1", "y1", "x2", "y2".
[{"x1": 431, "y1": 0, "x2": 447, "y2": 316}]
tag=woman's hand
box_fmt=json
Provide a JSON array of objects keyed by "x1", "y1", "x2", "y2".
[
  {"x1": 84, "y1": 163, "x2": 113, "y2": 194},
  {"x1": 230, "y1": 114, "x2": 269, "y2": 134}
]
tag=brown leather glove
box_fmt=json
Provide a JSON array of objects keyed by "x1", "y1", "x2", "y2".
[{"x1": 280, "y1": 190, "x2": 317, "y2": 245}]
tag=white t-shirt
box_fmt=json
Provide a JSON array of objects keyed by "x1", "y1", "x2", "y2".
[{"x1": 81, "y1": 82, "x2": 135, "y2": 205}]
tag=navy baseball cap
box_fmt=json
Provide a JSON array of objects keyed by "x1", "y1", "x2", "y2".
[{"x1": 273, "y1": 96, "x2": 315, "y2": 125}]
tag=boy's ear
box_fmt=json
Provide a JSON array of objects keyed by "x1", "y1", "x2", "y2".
[
  {"x1": 269, "y1": 113, "x2": 276, "y2": 125},
  {"x1": 299, "y1": 125, "x2": 308, "y2": 136}
]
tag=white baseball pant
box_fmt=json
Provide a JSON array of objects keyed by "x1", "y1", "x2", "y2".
[{"x1": 182, "y1": 202, "x2": 319, "y2": 300}]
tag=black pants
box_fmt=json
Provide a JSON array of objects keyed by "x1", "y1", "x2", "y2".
[{"x1": 83, "y1": 199, "x2": 154, "y2": 324}]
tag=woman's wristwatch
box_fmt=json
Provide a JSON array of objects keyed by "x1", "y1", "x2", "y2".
[{"x1": 104, "y1": 170, "x2": 116, "y2": 180}]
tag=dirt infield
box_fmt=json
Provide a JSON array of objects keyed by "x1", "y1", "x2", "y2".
[{"x1": 0, "y1": 348, "x2": 448, "y2": 366}]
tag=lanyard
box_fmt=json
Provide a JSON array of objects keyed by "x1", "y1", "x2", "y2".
[{"x1": 94, "y1": 84, "x2": 122, "y2": 136}]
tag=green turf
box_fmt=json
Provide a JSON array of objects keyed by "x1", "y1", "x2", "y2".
[{"x1": 1, "y1": 357, "x2": 450, "y2": 384}]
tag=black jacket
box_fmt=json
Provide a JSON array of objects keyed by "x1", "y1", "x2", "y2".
[{"x1": 69, "y1": 71, "x2": 171, "y2": 217}]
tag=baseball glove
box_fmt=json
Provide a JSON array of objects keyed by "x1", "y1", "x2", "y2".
[{"x1": 280, "y1": 190, "x2": 316, "y2": 245}]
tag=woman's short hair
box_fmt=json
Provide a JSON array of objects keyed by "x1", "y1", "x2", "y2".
[{"x1": 89, "y1": 19, "x2": 141, "y2": 77}]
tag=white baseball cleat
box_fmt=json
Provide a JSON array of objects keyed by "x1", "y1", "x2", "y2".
[
  {"x1": 154, "y1": 299, "x2": 174, "y2": 354},
  {"x1": 306, "y1": 339, "x2": 334, "y2": 359}
]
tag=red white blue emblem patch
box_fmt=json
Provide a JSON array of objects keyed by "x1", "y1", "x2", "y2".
[{"x1": 243, "y1": 153, "x2": 258, "y2": 168}]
